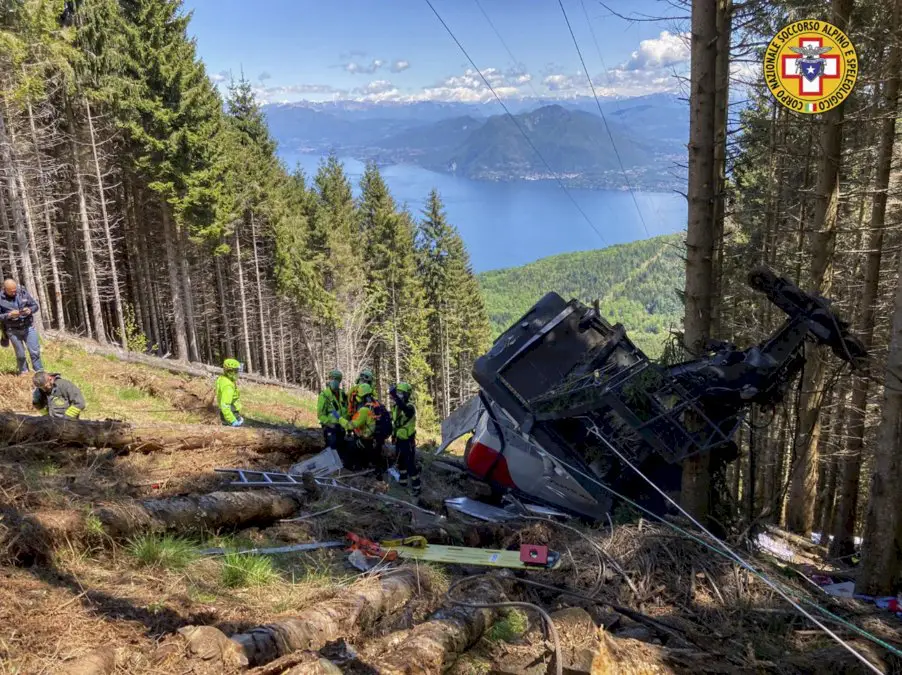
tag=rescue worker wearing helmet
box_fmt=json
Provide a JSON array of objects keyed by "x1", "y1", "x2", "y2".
[
  {"x1": 216, "y1": 358, "x2": 244, "y2": 427},
  {"x1": 32, "y1": 371, "x2": 86, "y2": 419},
  {"x1": 347, "y1": 368, "x2": 375, "y2": 420},
  {"x1": 340, "y1": 382, "x2": 389, "y2": 479},
  {"x1": 317, "y1": 369, "x2": 348, "y2": 451},
  {"x1": 390, "y1": 382, "x2": 420, "y2": 496}
]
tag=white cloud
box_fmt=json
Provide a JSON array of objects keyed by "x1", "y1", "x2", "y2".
[
  {"x1": 623, "y1": 31, "x2": 689, "y2": 71},
  {"x1": 368, "y1": 79, "x2": 394, "y2": 92},
  {"x1": 535, "y1": 32, "x2": 688, "y2": 98},
  {"x1": 257, "y1": 31, "x2": 689, "y2": 105},
  {"x1": 543, "y1": 73, "x2": 578, "y2": 92},
  {"x1": 348, "y1": 80, "x2": 404, "y2": 102},
  {"x1": 344, "y1": 59, "x2": 385, "y2": 75},
  {"x1": 254, "y1": 83, "x2": 346, "y2": 103}
]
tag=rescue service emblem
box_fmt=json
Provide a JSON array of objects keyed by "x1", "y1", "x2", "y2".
[{"x1": 763, "y1": 20, "x2": 858, "y2": 114}]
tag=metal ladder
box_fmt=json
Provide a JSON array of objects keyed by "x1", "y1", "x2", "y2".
[{"x1": 215, "y1": 468, "x2": 309, "y2": 487}]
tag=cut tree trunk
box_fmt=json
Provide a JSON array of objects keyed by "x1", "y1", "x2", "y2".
[
  {"x1": 95, "y1": 489, "x2": 304, "y2": 537},
  {"x1": 231, "y1": 569, "x2": 421, "y2": 666},
  {"x1": 13, "y1": 490, "x2": 305, "y2": 558},
  {"x1": 57, "y1": 646, "x2": 118, "y2": 675},
  {"x1": 0, "y1": 412, "x2": 324, "y2": 454},
  {"x1": 363, "y1": 579, "x2": 502, "y2": 674}
]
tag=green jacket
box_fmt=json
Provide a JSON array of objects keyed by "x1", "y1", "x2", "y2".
[
  {"x1": 318, "y1": 386, "x2": 348, "y2": 427},
  {"x1": 391, "y1": 400, "x2": 416, "y2": 440},
  {"x1": 216, "y1": 373, "x2": 242, "y2": 424},
  {"x1": 347, "y1": 404, "x2": 376, "y2": 439},
  {"x1": 32, "y1": 376, "x2": 85, "y2": 419}
]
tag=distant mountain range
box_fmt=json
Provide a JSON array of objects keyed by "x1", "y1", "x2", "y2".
[{"x1": 263, "y1": 94, "x2": 688, "y2": 191}]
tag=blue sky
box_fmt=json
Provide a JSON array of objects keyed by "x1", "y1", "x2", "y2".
[{"x1": 182, "y1": 0, "x2": 691, "y2": 104}]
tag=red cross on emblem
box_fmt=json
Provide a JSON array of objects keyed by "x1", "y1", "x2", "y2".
[{"x1": 780, "y1": 37, "x2": 841, "y2": 97}]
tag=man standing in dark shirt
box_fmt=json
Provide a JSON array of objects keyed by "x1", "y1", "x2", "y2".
[{"x1": 0, "y1": 279, "x2": 42, "y2": 375}]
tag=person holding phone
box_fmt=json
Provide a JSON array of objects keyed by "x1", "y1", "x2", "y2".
[{"x1": 0, "y1": 278, "x2": 42, "y2": 376}]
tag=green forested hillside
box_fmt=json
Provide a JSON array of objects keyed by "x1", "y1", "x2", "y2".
[{"x1": 479, "y1": 235, "x2": 684, "y2": 357}]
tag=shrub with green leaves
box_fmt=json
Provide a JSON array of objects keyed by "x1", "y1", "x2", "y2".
[{"x1": 486, "y1": 608, "x2": 528, "y2": 642}]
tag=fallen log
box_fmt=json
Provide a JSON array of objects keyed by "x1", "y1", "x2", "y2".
[
  {"x1": 231, "y1": 568, "x2": 422, "y2": 667},
  {"x1": 12, "y1": 490, "x2": 305, "y2": 557},
  {"x1": 362, "y1": 577, "x2": 502, "y2": 674},
  {"x1": 249, "y1": 652, "x2": 341, "y2": 675},
  {"x1": 0, "y1": 412, "x2": 323, "y2": 454},
  {"x1": 763, "y1": 524, "x2": 825, "y2": 553},
  {"x1": 55, "y1": 647, "x2": 118, "y2": 675}
]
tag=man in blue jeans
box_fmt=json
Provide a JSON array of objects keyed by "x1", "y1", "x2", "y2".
[{"x1": 0, "y1": 279, "x2": 42, "y2": 376}]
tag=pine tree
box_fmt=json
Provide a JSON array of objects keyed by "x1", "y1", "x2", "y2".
[
  {"x1": 116, "y1": 0, "x2": 228, "y2": 361},
  {"x1": 417, "y1": 189, "x2": 488, "y2": 418},
  {"x1": 358, "y1": 164, "x2": 434, "y2": 421}
]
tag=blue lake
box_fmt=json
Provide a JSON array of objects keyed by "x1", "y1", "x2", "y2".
[{"x1": 282, "y1": 152, "x2": 687, "y2": 273}]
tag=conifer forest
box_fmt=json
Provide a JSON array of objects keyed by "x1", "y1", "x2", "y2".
[{"x1": 0, "y1": 0, "x2": 491, "y2": 432}]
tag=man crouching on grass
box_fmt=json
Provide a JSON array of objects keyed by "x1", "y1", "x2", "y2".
[{"x1": 32, "y1": 371, "x2": 86, "y2": 420}]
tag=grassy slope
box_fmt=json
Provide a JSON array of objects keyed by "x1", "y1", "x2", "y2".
[
  {"x1": 479, "y1": 234, "x2": 685, "y2": 357},
  {"x1": 0, "y1": 338, "x2": 318, "y2": 427}
]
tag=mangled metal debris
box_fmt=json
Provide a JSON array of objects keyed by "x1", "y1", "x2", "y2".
[
  {"x1": 289, "y1": 447, "x2": 343, "y2": 476},
  {"x1": 443, "y1": 496, "x2": 573, "y2": 523},
  {"x1": 199, "y1": 541, "x2": 345, "y2": 556},
  {"x1": 444, "y1": 497, "x2": 519, "y2": 522},
  {"x1": 445, "y1": 267, "x2": 866, "y2": 521}
]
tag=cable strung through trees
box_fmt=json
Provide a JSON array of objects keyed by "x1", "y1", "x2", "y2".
[
  {"x1": 557, "y1": 0, "x2": 653, "y2": 240},
  {"x1": 550, "y1": 423, "x2": 894, "y2": 673},
  {"x1": 422, "y1": 0, "x2": 609, "y2": 248}
]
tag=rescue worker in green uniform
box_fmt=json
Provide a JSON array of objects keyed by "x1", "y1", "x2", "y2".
[
  {"x1": 340, "y1": 383, "x2": 389, "y2": 479},
  {"x1": 32, "y1": 371, "x2": 86, "y2": 419},
  {"x1": 216, "y1": 358, "x2": 244, "y2": 426},
  {"x1": 390, "y1": 382, "x2": 420, "y2": 496},
  {"x1": 317, "y1": 369, "x2": 348, "y2": 452},
  {"x1": 347, "y1": 368, "x2": 375, "y2": 419}
]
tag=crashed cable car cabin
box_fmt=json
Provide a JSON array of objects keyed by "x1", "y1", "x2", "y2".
[{"x1": 453, "y1": 267, "x2": 867, "y2": 521}]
